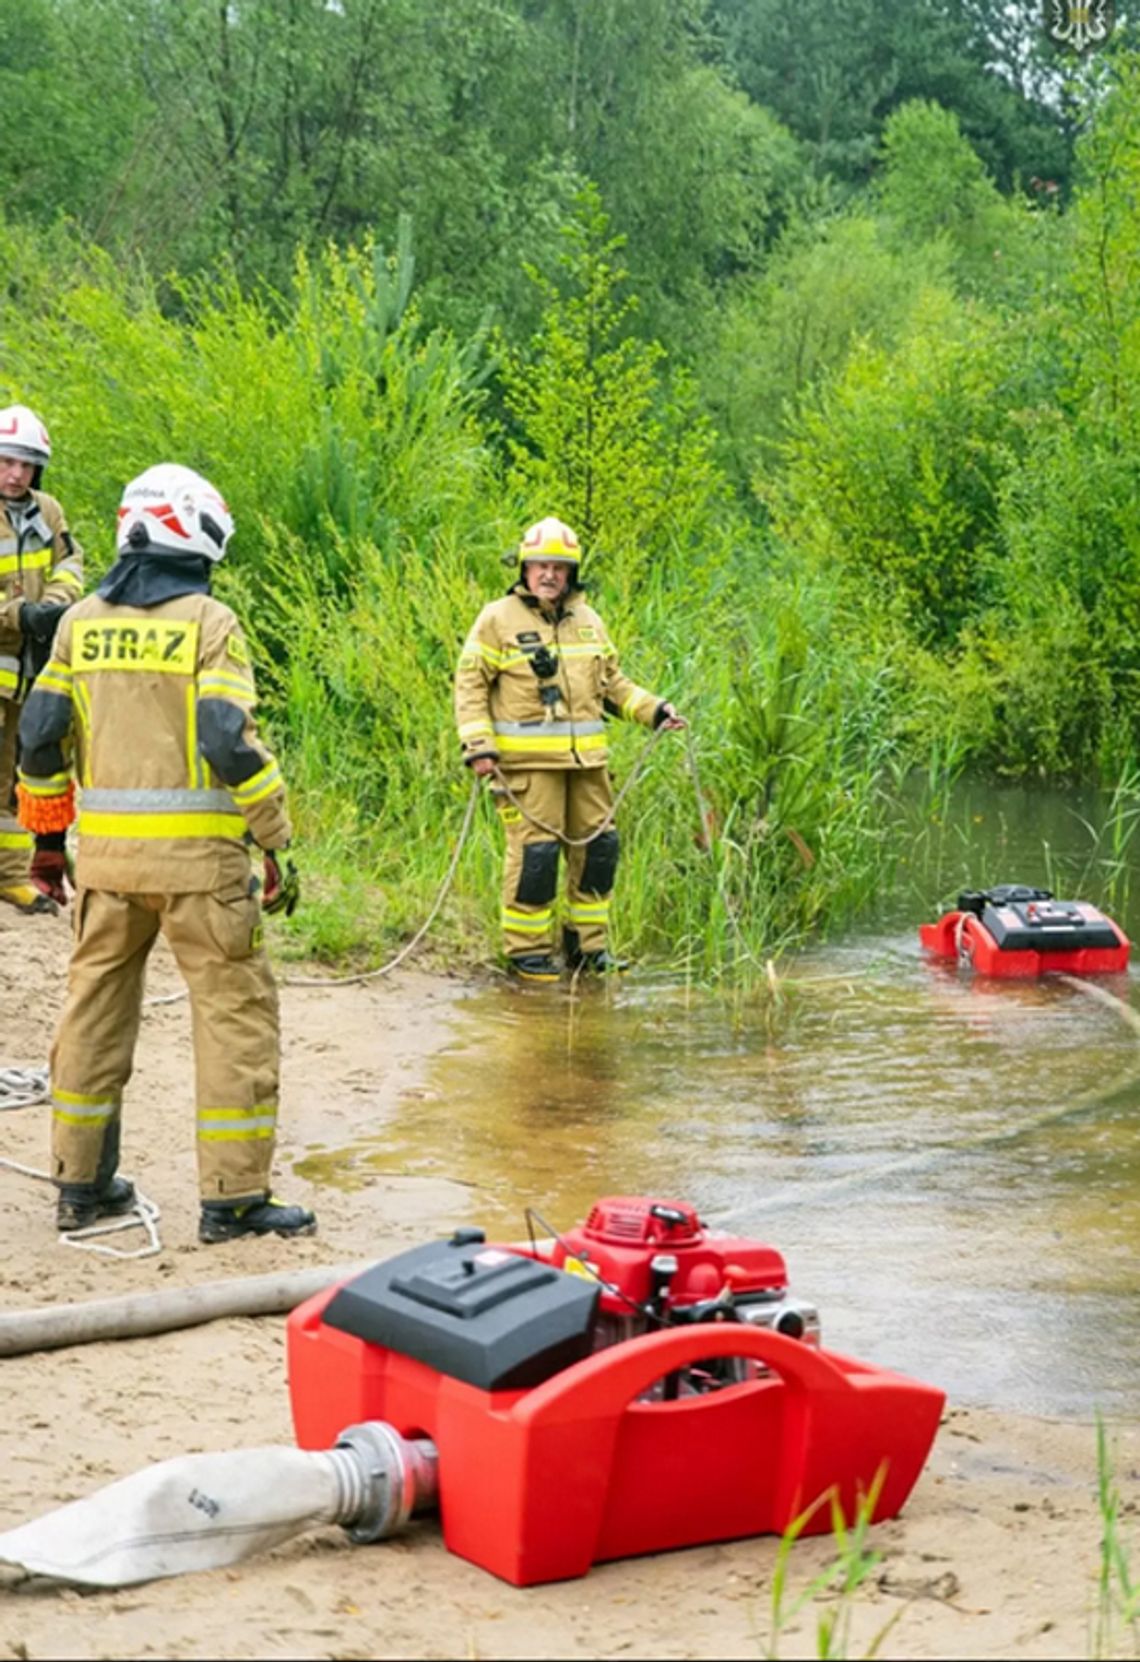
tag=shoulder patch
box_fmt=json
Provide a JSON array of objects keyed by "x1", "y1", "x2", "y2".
[
  {"x1": 577, "y1": 625, "x2": 599, "y2": 642},
  {"x1": 226, "y1": 633, "x2": 250, "y2": 667}
]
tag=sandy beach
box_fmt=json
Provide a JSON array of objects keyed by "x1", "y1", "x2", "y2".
[{"x1": 1, "y1": 905, "x2": 1136, "y2": 1661}]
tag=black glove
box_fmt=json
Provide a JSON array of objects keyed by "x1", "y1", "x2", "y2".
[
  {"x1": 263, "y1": 850, "x2": 300, "y2": 917},
  {"x1": 20, "y1": 600, "x2": 69, "y2": 645}
]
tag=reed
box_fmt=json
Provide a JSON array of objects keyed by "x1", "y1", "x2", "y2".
[{"x1": 1093, "y1": 1415, "x2": 1138, "y2": 1660}]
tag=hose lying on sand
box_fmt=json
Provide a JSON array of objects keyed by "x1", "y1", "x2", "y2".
[{"x1": 0, "y1": 1262, "x2": 370, "y2": 1359}]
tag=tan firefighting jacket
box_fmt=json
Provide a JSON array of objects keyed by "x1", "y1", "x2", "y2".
[
  {"x1": 455, "y1": 584, "x2": 663, "y2": 770},
  {"x1": 0, "y1": 490, "x2": 83, "y2": 699},
  {"x1": 17, "y1": 592, "x2": 290, "y2": 893}
]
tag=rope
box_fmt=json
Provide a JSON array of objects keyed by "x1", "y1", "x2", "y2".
[
  {"x1": 144, "y1": 726, "x2": 683, "y2": 1000},
  {"x1": 0, "y1": 1148, "x2": 163, "y2": 1260},
  {"x1": 281, "y1": 774, "x2": 480, "y2": 990},
  {"x1": 59, "y1": 1191, "x2": 163, "y2": 1260},
  {"x1": 140, "y1": 775, "x2": 482, "y2": 1002},
  {"x1": 0, "y1": 1074, "x2": 162, "y2": 1257},
  {"x1": 0, "y1": 732, "x2": 697, "y2": 1258},
  {"x1": 0, "y1": 1066, "x2": 49, "y2": 1111},
  {"x1": 486, "y1": 724, "x2": 670, "y2": 845},
  {"x1": 683, "y1": 729, "x2": 716, "y2": 854}
]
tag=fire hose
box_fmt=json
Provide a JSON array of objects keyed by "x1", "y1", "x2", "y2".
[
  {"x1": 0, "y1": 1262, "x2": 370, "y2": 1357},
  {"x1": 0, "y1": 1420, "x2": 439, "y2": 1588}
]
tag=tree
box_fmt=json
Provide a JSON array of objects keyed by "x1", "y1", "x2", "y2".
[
  {"x1": 498, "y1": 186, "x2": 723, "y2": 608},
  {"x1": 707, "y1": 0, "x2": 1073, "y2": 193}
]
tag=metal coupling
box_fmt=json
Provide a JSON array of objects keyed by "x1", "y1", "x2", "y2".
[{"x1": 333, "y1": 1421, "x2": 440, "y2": 1544}]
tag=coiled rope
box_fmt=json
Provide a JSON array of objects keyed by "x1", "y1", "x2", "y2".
[{"x1": 0, "y1": 1069, "x2": 162, "y2": 1259}]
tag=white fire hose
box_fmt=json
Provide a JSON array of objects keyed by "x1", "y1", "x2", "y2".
[{"x1": 0, "y1": 1421, "x2": 438, "y2": 1588}]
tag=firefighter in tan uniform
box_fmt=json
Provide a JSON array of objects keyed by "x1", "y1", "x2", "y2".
[
  {"x1": 18, "y1": 464, "x2": 315, "y2": 1244},
  {"x1": 455, "y1": 516, "x2": 685, "y2": 981},
  {"x1": 0, "y1": 404, "x2": 84, "y2": 914}
]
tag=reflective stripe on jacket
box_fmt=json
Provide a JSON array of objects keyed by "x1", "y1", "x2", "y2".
[
  {"x1": 454, "y1": 586, "x2": 661, "y2": 770},
  {"x1": 0, "y1": 491, "x2": 83, "y2": 697},
  {"x1": 17, "y1": 592, "x2": 290, "y2": 893}
]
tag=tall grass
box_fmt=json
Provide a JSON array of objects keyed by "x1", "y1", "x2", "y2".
[
  {"x1": 763, "y1": 1472, "x2": 902, "y2": 1661},
  {"x1": 1094, "y1": 1416, "x2": 1139, "y2": 1660},
  {"x1": 0, "y1": 213, "x2": 921, "y2": 975}
]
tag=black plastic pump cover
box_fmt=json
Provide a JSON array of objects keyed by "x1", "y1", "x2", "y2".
[
  {"x1": 958, "y1": 884, "x2": 1053, "y2": 915},
  {"x1": 323, "y1": 1232, "x2": 600, "y2": 1391}
]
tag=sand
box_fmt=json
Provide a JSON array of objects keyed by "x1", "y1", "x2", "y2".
[{"x1": 1, "y1": 906, "x2": 1136, "y2": 1660}]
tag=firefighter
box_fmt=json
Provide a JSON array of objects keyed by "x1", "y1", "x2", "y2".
[
  {"x1": 455, "y1": 515, "x2": 685, "y2": 981},
  {"x1": 0, "y1": 404, "x2": 84, "y2": 913},
  {"x1": 17, "y1": 463, "x2": 316, "y2": 1244}
]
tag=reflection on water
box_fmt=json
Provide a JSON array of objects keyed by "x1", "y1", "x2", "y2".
[{"x1": 297, "y1": 781, "x2": 1140, "y2": 1417}]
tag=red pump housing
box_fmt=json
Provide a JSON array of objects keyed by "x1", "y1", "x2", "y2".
[
  {"x1": 921, "y1": 887, "x2": 1129, "y2": 977},
  {"x1": 287, "y1": 1195, "x2": 944, "y2": 1586}
]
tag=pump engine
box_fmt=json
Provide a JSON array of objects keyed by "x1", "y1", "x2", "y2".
[{"x1": 529, "y1": 1194, "x2": 819, "y2": 1369}]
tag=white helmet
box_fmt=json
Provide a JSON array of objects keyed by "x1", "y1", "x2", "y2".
[
  {"x1": 517, "y1": 516, "x2": 581, "y2": 573},
  {"x1": 116, "y1": 464, "x2": 234, "y2": 562},
  {"x1": 0, "y1": 404, "x2": 51, "y2": 471}
]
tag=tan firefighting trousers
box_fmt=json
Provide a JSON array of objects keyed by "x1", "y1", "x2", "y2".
[
  {"x1": 493, "y1": 766, "x2": 617, "y2": 957},
  {"x1": 0, "y1": 699, "x2": 32, "y2": 887},
  {"x1": 50, "y1": 886, "x2": 279, "y2": 1202}
]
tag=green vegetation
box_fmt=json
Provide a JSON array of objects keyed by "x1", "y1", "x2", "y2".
[
  {"x1": 1095, "y1": 1417, "x2": 1139, "y2": 1659},
  {"x1": 6, "y1": 6, "x2": 1140, "y2": 970},
  {"x1": 763, "y1": 1471, "x2": 901, "y2": 1660}
]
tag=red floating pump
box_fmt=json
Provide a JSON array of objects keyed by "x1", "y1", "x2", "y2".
[
  {"x1": 921, "y1": 883, "x2": 1129, "y2": 977},
  {"x1": 287, "y1": 1195, "x2": 944, "y2": 1586}
]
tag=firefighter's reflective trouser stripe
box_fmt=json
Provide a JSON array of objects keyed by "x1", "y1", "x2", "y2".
[
  {"x1": 0, "y1": 699, "x2": 32, "y2": 886},
  {"x1": 50, "y1": 886, "x2": 280, "y2": 1202},
  {"x1": 494, "y1": 766, "x2": 615, "y2": 956}
]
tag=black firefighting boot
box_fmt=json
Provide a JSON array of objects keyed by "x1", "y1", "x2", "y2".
[
  {"x1": 57, "y1": 1176, "x2": 137, "y2": 1233},
  {"x1": 199, "y1": 1195, "x2": 318, "y2": 1245},
  {"x1": 563, "y1": 927, "x2": 629, "y2": 975},
  {"x1": 507, "y1": 952, "x2": 561, "y2": 983}
]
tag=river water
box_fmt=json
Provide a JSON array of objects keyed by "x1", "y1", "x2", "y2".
[{"x1": 305, "y1": 781, "x2": 1140, "y2": 1418}]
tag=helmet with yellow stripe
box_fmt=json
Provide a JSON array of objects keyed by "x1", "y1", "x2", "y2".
[
  {"x1": 116, "y1": 464, "x2": 234, "y2": 563},
  {"x1": 517, "y1": 516, "x2": 581, "y2": 581}
]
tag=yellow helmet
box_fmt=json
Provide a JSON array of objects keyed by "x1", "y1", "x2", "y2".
[{"x1": 518, "y1": 516, "x2": 581, "y2": 571}]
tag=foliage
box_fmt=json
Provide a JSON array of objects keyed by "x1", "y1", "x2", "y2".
[
  {"x1": 12, "y1": 18, "x2": 1140, "y2": 958},
  {"x1": 763, "y1": 1469, "x2": 902, "y2": 1660},
  {"x1": 497, "y1": 187, "x2": 727, "y2": 608},
  {"x1": 701, "y1": 214, "x2": 953, "y2": 486},
  {"x1": 708, "y1": 0, "x2": 1074, "y2": 194},
  {"x1": 1094, "y1": 1415, "x2": 1139, "y2": 1659},
  {"x1": 766, "y1": 290, "x2": 1013, "y2": 649}
]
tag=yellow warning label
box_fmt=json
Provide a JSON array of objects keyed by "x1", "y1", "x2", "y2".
[{"x1": 562, "y1": 1256, "x2": 596, "y2": 1282}]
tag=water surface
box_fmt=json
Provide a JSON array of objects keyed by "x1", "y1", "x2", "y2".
[{"x1": 300, "y1": 780, "x2": 1140, "y2": 1417}]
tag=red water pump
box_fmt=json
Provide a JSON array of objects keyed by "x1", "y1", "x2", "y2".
[
  {"x1": 921, "y1": 883, "x2": 1129, "y2": 977},
  {"x1": 288, "y1": 1195, "x2": 943, "y2": 1586},
  {"x1": 536, "y1": 1193, "x2": 819, "y2": 1364}
]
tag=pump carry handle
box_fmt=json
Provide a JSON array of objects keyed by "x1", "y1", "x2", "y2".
[{"x1": 513, "y1": 1322, "x2": 847, "y2": 1427}]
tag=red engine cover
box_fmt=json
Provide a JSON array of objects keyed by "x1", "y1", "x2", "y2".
[{"x1": 549, "y1": 1195, "x2": 787, "y2": 1311}]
